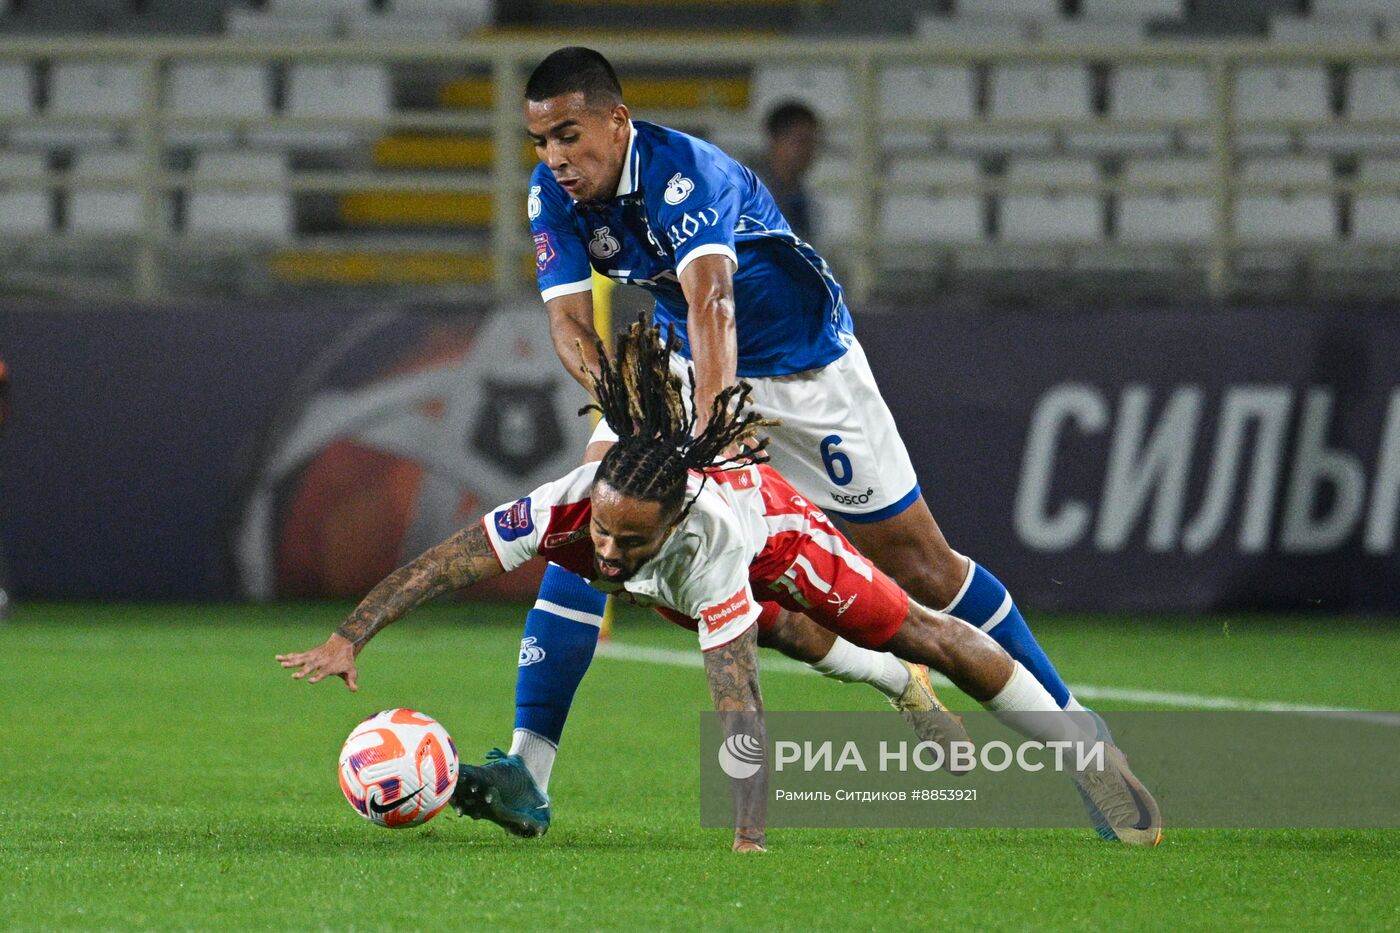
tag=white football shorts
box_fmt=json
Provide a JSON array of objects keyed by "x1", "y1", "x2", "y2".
[{"x1": 588, "y1": 337, "x2": 921, "y2": 522}]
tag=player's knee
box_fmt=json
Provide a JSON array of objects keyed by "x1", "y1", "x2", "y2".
[
  {"x1": 884, "y1": 605, "x2": 956, "y2": 673},
  {"x1": 873, "y1": 544, "x2": 967, "y2": 610}
]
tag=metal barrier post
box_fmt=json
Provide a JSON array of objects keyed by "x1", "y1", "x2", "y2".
[
  {"x1": 1209, "y1": 55, "x2": 1236, "y2": 301},
  {"x1": 135, "y1": 52, "x2": 163, "y2": 300},
  {"x1": 491, "y1": 50, "x2": 524, "y2": 303}
]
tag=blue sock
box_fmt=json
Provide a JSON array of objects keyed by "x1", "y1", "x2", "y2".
[
  {"x1": 513, "y1": 563, "x2": 606, "y2": 745},
  {"x1": 946, "y1": 561, "x2": 1073, "y2": 709}
]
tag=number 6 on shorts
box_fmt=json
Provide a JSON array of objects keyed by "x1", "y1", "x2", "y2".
[{"x1": 820, "y1": 435, "x2": 853, "y2": 487}]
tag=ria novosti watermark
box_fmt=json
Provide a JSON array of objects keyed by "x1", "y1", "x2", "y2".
[
  {"x1": 701, "y1": 710, "x2": 1400, "y2": 829},
  {"x1": 760, "y1": 737, "x2": 1105, "y2": 776}
]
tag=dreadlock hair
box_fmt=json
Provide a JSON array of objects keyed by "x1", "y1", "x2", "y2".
[{"x1": 579, "y1": 316, "x2": 778, "y2": 522}]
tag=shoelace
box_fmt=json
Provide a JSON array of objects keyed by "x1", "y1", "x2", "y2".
[{"x1": 1076, "y1": 763, "x2": 1139, "y2": 828}]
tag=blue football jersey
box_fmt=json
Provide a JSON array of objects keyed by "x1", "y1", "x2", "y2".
[{"x1": 529, "y1": 120, "x2": 853, "y2": 378}]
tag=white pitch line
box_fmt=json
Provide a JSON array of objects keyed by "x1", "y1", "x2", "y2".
[{"x1": 596, "y1": 641, "x2": 1400, "y2": 726}]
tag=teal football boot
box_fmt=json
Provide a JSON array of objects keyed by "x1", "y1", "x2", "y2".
[{"x1": 450, "y1": 749, "x2": 551, "y2": 838}]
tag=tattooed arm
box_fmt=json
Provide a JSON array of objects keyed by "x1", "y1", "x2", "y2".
[
  {"x1": 702, "y1": 624, "x2": 768, "y2": 852},
  {"x1": 275, "y1": 524, "x2": 504, "y2": 691}
]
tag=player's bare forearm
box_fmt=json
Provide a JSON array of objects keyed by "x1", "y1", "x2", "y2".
[
  {"x1": 334, "y1": 525, "x2": 503, "y2": 649},
  {"x1": 703, "y1": 624, "x2": 764, "y2": 712},
  {"x1": 679, "y1": 254, "x2": 739, "y2": 432},
  {"x1": 545, "y1": 291, "x2": 601, "y2": 393},
  {"x1": 703, "y1": 624, "x2": 768, "y2": 851}
]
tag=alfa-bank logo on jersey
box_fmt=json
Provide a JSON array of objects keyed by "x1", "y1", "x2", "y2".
[
  {"x1": 699, "y1": 587, "x2": 753, "y2": 634},
  {"x1": 588, "y1": 227, "x2": 621, "y2": 260},
  {"x1": 664, "y1": 173, "x2": 694, "y2": 205}
]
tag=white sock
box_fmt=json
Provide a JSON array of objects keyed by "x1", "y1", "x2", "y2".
[
  {"x1": 811, "y1": 638, "x2": 911, "y2": 698},
  {"x1": 983, "y1": 662, "x2": 1094, "y2": 745},
  {"x1": 1064, "y1": 693, "x2": 1110, "y2": 743},
  {"x1": 509, "y1": 728, "x2": 557, "y2": 793}
]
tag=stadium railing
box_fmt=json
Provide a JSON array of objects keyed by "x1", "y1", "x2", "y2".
[{"x1": 2, "y1": 35, "x2": 1400, "y2": 303}]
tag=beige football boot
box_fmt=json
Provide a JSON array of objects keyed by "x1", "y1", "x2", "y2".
[{"x1": 891, "y1": 660, "x2": 975, "y2": 775}]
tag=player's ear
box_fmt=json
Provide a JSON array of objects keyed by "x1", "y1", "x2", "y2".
[{"x1": 611, "y1": 103, "x2": 630, "y2": 131}]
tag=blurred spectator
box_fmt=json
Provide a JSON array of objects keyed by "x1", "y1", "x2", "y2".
[{"x1": 750, "y1": 100, "x2": 822, "y2": 242}]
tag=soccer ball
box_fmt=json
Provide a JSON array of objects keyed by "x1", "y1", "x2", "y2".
[{"x1": 338, "y1": 708, "x2": 459, "y2": 828}]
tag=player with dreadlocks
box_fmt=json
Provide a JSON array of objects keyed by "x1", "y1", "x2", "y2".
[{"x1": 278, "y1": 321, "x2": 1163, "y2": 851}]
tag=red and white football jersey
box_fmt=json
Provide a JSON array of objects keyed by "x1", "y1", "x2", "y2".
[
  {"x1": 481, "y1": 461, "x2": 909, "y2": 652},
  {"x1": 481, "y1": 461, "x2": 764, "y2": 651}
]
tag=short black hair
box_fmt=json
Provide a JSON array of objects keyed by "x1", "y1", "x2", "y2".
[
  {"x1": 526, "y1": 47, "x2": 624, "y2": 107},
  {"x1": 764, "y1": 100, "x2": 819, "y2": 137}
]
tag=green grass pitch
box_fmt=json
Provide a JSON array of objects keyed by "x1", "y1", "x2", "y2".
[{"x1": 2, "y1": 603, "x2": 1398, "y2": 931}]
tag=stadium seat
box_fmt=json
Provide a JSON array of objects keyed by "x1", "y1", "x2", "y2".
[
  {"x1": 811, "y1": 193, "x2": 856, "y2": 250},
  {"x1": 9, "y1": 62, "x2": 140, "y2": 150},
  {"x1": 708, "y1": 127, "x2": 765, "y2": 163},
  {"x1": 1351, "y1": 67, "x2": 1400, "y2": 123},
  {"x1": 1079, "y1": 0, "x2": 1184, "y2": 19},
  {"x1": 999, "y1": 157, "x2": 1103, "y2": 243},
  {"x1": 1236, "y1": 157, "x2": 1337, "y2": 242},
  {"x1": 1036, "y1": 19, "x2": 1144, "y2": 45},
  {"x1": 878, "y1": 65, "x2": 976, "y2": 149},
  {"x1": 805, "y1": 154, "x2": 855, "y2": 247},
  {"x1": 166, "y1": 63, "x2": 274, "y2": 148},
  {"x1": 1350, "y1": 158, "x2": 1400, "y2": 242},
  {"x1": 388, "y1": 0, "x2": 492, "y2": 31},
  {"x1": 750, "y1": 64, "x2": 852, "y2": 122},
  {"x1": 1068, "y1": 63, "x2": 1201, "y2": 155},
  {"x1": 268, "y1": 0, "x2": 372, "y2": 11},
  {"x1": 223, "y1": 8, "x2": 339, "y2": 38},
  {"x1": 881, "y1": 157, "x2": 984, "y2": 247},
  {"x1": 948, "y1": 64, "x2": 1092, "y2": 155},
  {"x1": 1116, "y1": 157, "x2": 1214, "y2": 244},
  {"x1": 1312, "y1": 66, "x2": 1400, "y2": 155},
  {"x1": 344, "y1": 12, "x2": 459, "y2": 38},
  {"x1": 250, "y1": 64, "x2": 391, "y2": 150},
  {"x1": 1311, "y1": 0, "x2": 1400, "y2": 17},
  {"x1": 914, "y1": 14, "x2": 1031, "y2": 42},
  {"x1": 879, "y1": 65, "x2": 976, "y2": 122},
  {"x1": 186, "y1": 151, "x2": 292, "y2": 240},
  {"x1": 4, "y1": 0, "x2": 135, "y2": 34},
  {"x1": 1269, "y1": 15, "x2": 1378, "y2": 42},
  {"x1": 67, "y1": 150, "x2": 144, "y2": 235},
  {"x1": 0, "y1": 151, "x2": 51, "y2": 235},
  {"x1": 807, "y1": 154, "x2": 851, "y2": 188},
  {"x1": 0, "y1": 62, "x2": 36, "y2": 126},
  {"x1": 953, "y1": 0, "x2": 1059, "y2": 17},
  {"x1": 1231, "y1": 66, "x2": 1331, "y2": 154},
  {"x1": 132, "y1": 0, "x2": 228, "y2": 34}
]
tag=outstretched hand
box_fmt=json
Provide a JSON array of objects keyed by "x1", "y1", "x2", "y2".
[{"x1": 276, "y1": 634, "x2": 359, "y2": 691}]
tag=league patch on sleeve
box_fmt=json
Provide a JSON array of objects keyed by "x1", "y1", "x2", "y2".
[
  {"x1": 494, "y1": 497, "x2": 535, "y2": 541},
  {"x1": 534, "y1": 232, "x2": 556, "y2": 272}
]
